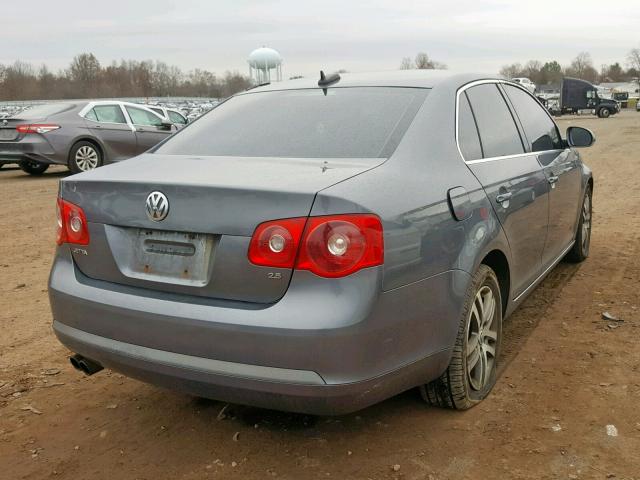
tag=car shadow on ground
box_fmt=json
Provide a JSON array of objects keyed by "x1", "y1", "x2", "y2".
[
  {"x1": 182, "y1": 260, "x2": 583, "y2": 431},
  {"x1": 0, "y1": 165, "x2": 69, "y2": 180}
]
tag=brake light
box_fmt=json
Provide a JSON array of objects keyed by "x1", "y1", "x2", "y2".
[
  {"x1": 248, "y1": 214, "x2": 383, "y2": 278},
  {"x1": 248, "y1": 217, "x2": 306, "y2": 268},
  {"x1": 56, "y1": 198, "x2": 90, "y2": 246},
  {"x1": 16, "y1": 124, "x2": 61, "y2": 134}
]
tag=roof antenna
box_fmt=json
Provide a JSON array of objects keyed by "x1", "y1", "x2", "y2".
[{"x1": 318, "y1": 70, "x2": 341, "y2": 95}]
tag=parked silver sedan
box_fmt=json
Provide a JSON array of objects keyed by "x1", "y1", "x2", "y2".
[
  {"x1": 49, "y1": 71, "x2": 594, "y2": 414},
  {"x1": 0, "y1": 101, "x2": 176, "y2": 175}
]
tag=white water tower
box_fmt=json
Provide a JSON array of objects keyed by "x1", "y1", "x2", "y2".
[{"x1": 248, "y1": 47, "x2": 282, "y2": 84}]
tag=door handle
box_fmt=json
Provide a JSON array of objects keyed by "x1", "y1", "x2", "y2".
[
  {"x1": 548, "y1": 175, "x2": 559, "y2": 185},
  {"x1": 495, "y1": 192, "x2": 512, "y2": 204}
]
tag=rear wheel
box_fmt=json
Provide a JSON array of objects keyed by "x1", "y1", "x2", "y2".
[
  {"x1": 597, "y1": 108, "x2": 610, "y2": 118},
  {"x1": 69, "y1": 141, "x2": 102, "y2": 174},
  {"x1": 19, "y1": 160, "x2": 49, "y2": 175},
  {"x1": 565, "y1": 185, "x2": 592, "y2": 263},
  {"x1": 421, "y1": 265, "x2": 502, "y2": 410}
]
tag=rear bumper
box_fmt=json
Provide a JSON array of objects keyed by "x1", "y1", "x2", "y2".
[
  {"x1": 0, "y1": 140, "x2": 60, "y2": 164},
  {"x1": 49, "y1": 247, "x2": 470, "y2": 414},
  {"x1": 54, "y1": 321, "x2": 451, "y2": 415}
]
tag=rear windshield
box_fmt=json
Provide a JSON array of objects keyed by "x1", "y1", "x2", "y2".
[
  {"x1": 155, "y1": 87, "x2": 428, "y2": 158},
  {"x1": 15, "y1": 103, "x2": 75, "y2": 119}
]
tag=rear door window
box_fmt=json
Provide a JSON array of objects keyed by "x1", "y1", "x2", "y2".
[
  {"x1": 92, "y1": 105, "x2": 127, "y2": 124},
  {"x1": 126, "y1": 107, "x2": 163, "y2": 126},
  {"x1": 503, "y1": 84, "x2": 563, "y2": 152},
  {"x1": 465, "y1": 83, "x2": 524, "y2": 158},
  {"x1": 458, "y1": 92, "x2": 483, "y2": 161}
]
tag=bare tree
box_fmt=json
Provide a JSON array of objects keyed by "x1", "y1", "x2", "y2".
[
  {"x1": 627, "y1": 48, "x2": 640, "y2": 72},
  {"x1": 566, "y1": 52, "x2": 598, "y2": 82},
  {"x1": 400, "y1": 57, "x2": 414, "y2": 70},
  {"x1": 414, "y1": 52, "x2": 446, "y2": 69},
  {"x1": 499, "y1": 63, "x2": 523, "y2": 79}
]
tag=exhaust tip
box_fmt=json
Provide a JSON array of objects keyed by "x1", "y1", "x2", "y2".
[{"x1": 69, "y1": 354, "x2": 103, "y2": 376}]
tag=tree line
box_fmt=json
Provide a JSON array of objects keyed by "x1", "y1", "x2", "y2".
[
  {"x1": 499, "y1": 49, "x2": 640, "y2": 86},
  {"x1": 0, "y1": 53, "x2": 253, "y2": 101},
  {"x1": 398, "y1": 49, "x2": 640, "y2": 87}
]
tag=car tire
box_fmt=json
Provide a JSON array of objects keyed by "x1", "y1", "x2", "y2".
[
  {"x1": 421, "y1": 264, "x2": 502, "y2": 410},
  {"x1": 597, "y1": 108, "x2": 610, "y2": 118},
  {"x1": 68, "y1": 141, "x2": 103, "y2": 174},
  {"x1": 19, "y1": 160, "x2": 49, "y2": 175},
  {"x1": 565, "y1": 185, "x2": 592, "y2": 263}
]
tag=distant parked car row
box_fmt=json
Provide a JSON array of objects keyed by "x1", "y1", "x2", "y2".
[{"x1": 0, "y1": 101, "x2": 191, "y2": 175}]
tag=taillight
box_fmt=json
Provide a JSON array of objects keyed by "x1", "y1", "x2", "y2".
[
  {"x1": 248, "y1": 214, "x2": 383, "y2": 278},
  {"x1": 297, "y1": 215, "x2": 383, "y2": 277},
  {"x1": 248, "y1": 218, "x2": 306, "y2": 268},
  {"x1": 16, "y1": 124, "x2": 61, "y2": 134},
  {"x1": 56, "y1": 198, "x2": 90, "y2": 246}
]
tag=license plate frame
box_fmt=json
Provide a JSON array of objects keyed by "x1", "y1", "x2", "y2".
[{"x1": 117, "y1": 228, "x2": 216, "y2": 286}]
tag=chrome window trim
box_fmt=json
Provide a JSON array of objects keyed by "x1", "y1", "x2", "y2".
[{"x1": 455, "y1": 79, "x2": 564, "y2": 164}]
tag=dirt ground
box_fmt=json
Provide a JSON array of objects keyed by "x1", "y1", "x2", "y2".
[{"x1": 0, "y1": 111, "x2": 639, "y2": 480}]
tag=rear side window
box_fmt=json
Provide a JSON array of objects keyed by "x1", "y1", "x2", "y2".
[
  {"x1": 155, "y1": 87, "x2": 428, "y2": 159},
  {"x1": 126, "y1": 107, "x2": 163, "y2": 126},
  {"x1": 465, "y1": 84, "x2": 524, "y2": 158},
  {"x1": 92, "y1": 105, "x2": 126, "y2": 124},
  {"x1": 458, "y1": 92, "x2": 483, "y2": 161},
  {"x1": 84, "y1": 109, "x2": 98, "y2": 121},
  {"x1": 503, "y1": 85, "x2": 562, "y2": 152}
]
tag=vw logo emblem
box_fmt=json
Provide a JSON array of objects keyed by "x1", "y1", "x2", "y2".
[{"x1": 145, "y1": 191, "x2": 169, "y2": 222}]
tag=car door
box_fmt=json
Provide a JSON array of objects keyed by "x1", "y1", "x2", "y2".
[
  {"x1": 502, "y1": 84, "x2": 583, "y2": 267},
  {"x1": 84, "y1": 104, "x2": 137, "y2": 162},
  {"x1": 124, "y1": 105, "x2": 174, "y2": 154},
  {"x1": 460, "y1": 82, "x2": 549, "y2": 297}
]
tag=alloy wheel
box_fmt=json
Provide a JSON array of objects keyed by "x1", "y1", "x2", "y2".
[
  {"x1": 75, "y1": 146, "x2": 99, "y2": 171},
  {"x1": 466, "y1": 285, "x2": 498, "y2": 391}
]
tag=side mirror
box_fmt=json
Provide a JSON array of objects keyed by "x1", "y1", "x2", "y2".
[
  {"x1": 160, "y1": 121, "x2": 173, "y2": 131},
  {"x1": 566, "y1": 126, "x2": 595, "y2": 148}
]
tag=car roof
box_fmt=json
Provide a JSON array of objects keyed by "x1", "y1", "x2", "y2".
[{"x1": 245, "y1": 70, "x2": 500, "y2": 93}]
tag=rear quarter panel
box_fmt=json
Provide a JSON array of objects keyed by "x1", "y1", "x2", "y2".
[{"x1": 313, "y1": 80, "x2": 511, "y2": 293}]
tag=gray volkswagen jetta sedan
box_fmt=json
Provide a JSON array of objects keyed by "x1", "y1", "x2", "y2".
[{"x1": 48, "y1": 71, "x2": 594, "y2": 414}]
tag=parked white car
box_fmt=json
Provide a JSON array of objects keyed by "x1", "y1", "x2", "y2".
[{"x1": 512, "y1": 77, "x2": 536, "y2": 94}]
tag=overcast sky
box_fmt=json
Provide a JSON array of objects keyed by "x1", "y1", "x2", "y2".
[{"x1": 2, "y1": 0, "x2": 639, "y2": 77}]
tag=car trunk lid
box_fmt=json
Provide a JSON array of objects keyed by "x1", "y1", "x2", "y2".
[{"x1": 60, "y1": 153, "x2": 382, "y2": 303}]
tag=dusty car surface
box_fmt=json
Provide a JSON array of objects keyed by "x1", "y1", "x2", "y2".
[
  {"x1": 48, "y1": 71, "x2": 594, "y2": 415},
  {"x1": 0, "y1": 101, "x2": 176, "y2": 175}
]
